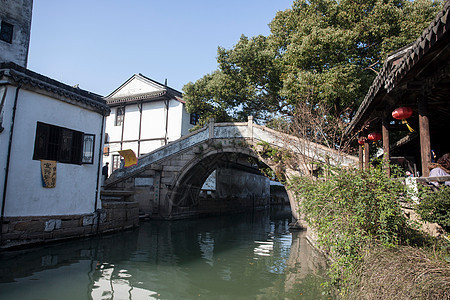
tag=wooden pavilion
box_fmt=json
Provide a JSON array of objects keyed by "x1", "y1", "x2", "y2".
[{"x1": 345, "y1": 1, "x2": 450, "y2": 178}]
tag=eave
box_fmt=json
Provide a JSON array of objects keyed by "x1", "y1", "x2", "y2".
[{"x1": 0, "y1": 62, "x2": 110, "y2": 116}]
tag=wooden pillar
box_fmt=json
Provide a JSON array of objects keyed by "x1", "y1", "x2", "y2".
[
  {"x1": 382, "y1": 115, "x2": 391, "y2": 177},
  {"x1": 364, "y1": 140, "x2": 370, "y2": 169},
  {"x1": 418, "y1": 96, "x2": 431, "y2": 177},
  {"x1": 137, "y1": 102, "x2": 143, "y2": 156},
  {"x1": 120, "y1": 105, "x2": 125, "y2": 150},
  {"x1": 359, "y1": 144, "x2": 364, "y2": 169}
]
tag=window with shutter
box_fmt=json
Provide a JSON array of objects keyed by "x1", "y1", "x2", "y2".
[{"x1": 33, "y1": 122, "x2": 93, "y2": 165}]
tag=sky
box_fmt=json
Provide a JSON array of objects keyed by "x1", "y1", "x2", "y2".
[{"x1": 28, "y1": 0, "x2": 294, "y2": 96}]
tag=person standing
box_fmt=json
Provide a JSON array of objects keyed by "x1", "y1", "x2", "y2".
[{"x1": 102, "y1": 162, "x2": 109, "y2": 186}]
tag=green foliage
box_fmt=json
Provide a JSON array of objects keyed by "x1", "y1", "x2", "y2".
[
  {"x1": 256, "y1": 141, "x2": 292, "y2": 163},
  {"x1": 211, "y1": 142, "x2": 223, "y2": 150},
  {"x1": 416, "y1": 186, "x2": 450, "y2": 232},
  {"x1": 289, "y1": 165, "x2": 409, "y2": 287},
  {"x1": 183, "y1": 0, "x2": 442, "y2": 126}
]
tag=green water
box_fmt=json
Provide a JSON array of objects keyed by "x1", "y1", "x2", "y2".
[{"x1": 0, "y1": 206, "x2": 329, "y2": 299}]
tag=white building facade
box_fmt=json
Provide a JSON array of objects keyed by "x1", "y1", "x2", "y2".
[
  {"x1": 104, "y1": 74, "x2": 195, "y2": 173},
  {"x1": 0, "y1": 63, "x2": 110, "y2": 248}
]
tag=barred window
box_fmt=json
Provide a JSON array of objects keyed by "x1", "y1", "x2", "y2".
[
  {"x1": 33, "y1": 122, "x2": 94, "y2": 165},
  {"x1": 115, "y1": 107, "x2": 124, "y2": 126},
  {"x1": 112, "y1": 154, "x2": 121, "y2": 171}
]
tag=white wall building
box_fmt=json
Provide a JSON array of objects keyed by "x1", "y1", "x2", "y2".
[
  {"x1": 0, "y1": 62, "x2": 111, "y2": 248},
  {"x1": 103, "y1": 74, "x2": 196, "y2": 173},
  {"x1": 0, "y1": 63, "x2": 110, "y2": 218}
]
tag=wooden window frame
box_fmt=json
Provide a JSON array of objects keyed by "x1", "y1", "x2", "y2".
[
  {"x1": 82, "y1": 134, "x2": 95, "y2": 164},
  {"x1": 112, "y1": 154, "x2": 120, "y2": 171},
  {"x1": 115, "y1": 107, "x2": 124, "y2": 126},
  {"x1": 33, "y1": 122, "x2": 94, "y2": 165}
]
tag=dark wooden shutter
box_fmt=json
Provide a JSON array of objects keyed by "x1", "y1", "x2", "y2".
[
  {"x1": 71, "y1": 130, "x2": 83, "y2": 164},
  {"x1": 33, "y1": 122, "x2": 49, "y2": 160}
]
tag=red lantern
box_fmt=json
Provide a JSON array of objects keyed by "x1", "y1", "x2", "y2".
[
  {"x1": 392, "y1": 106, "x2": 415, "y2": 132},
  {"x1": 392, "y1": 107, "x2": 413, "y2": 120},
  {"x1": 367, "y1": 132, "x2": 382, "y2": 142},
  {"x1": 358, "y1": 137, "x2": 366, "y2": 145}
]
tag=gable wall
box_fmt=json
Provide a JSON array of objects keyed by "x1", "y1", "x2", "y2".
[{"x1": 110, "y1": 77, "x2": 161, "y2": 98}]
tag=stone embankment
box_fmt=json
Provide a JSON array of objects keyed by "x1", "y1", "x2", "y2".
[{"x1": 1, "y1": 201, "x2": 139, "y2": 250}]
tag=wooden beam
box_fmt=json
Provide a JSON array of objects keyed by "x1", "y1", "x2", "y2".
[
  {"x1": 415, "y1": 176, "x2": 450, "y2": 183},
  {"x1": 382, "y1": 115, "x2": 391, "y2": 177},
  {"x1": 418, "y1": 96, "x2": 431, "y2": 177},
  {"x1": 359, "y1": 144, "x2": 363, "y2": 169},
  {"x1": 364, "y1": 140, "x2": 370, "y2": 169}
]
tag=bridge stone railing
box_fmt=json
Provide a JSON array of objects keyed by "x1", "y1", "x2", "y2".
[{"x1": 106, "y1": 117, "x2": 357, "y2": 186}]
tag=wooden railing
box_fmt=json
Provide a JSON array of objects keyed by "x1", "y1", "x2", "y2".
[{"x1": 415, "y1": 176, "x2": 450, "y2": 184}]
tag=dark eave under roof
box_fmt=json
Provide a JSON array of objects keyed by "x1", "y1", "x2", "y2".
[
  {"x1": 104, "y1": 73, "x2": 184, "y2": 107},
  {"x1": 0, "y1": 62, "x2": 110, "y2": 116},
  {"x1": 345, "y1": 0, "x2": 450, "y2": 136}
]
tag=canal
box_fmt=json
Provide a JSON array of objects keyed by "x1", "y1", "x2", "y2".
[{"x1": 0, "y1": 205, "x2": 329, "y2": 299}]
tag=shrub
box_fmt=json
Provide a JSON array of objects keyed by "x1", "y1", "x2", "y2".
[
  {"x1": 416, "y1": 186, "x2": 450, "y2": 232},
  {"x1": 289, "y1": 165, "x2": 409, "y2": 289}
]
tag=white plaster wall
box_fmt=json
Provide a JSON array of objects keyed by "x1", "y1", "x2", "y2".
[
  {"x1": 4, "y1": 89, "x2": 103, "y2": 217},
  {"x1": 181, "y1": 103, "x2": 193, "y2": 136},
  {"x1": 105, "y1": 107, "x2": 122, "y2": 142},
  {"x1": 140, "y1": 101, "x2": 166, "y2": 139},
  {"x1": 103, "y1": 107, "x2": 121, "y2": 170},
  {"x1": 122, "y1": 104, "x2": 140, "y2": 141},
  {"x1": 167, "y1": 100, "x2": 183, "y2": 142},
  {"x1": 0, "y1": 86, "x2": 16, "y2": 203},
  {"x1": 139, "y1": 140, "x2": 165, "y2": 155},
  {"x1": 112, "y1": 77, "x2": 160, "y2": 97},
  {"x1": 106, "y1": 142, "x2": 122, "y2": 158},
  {"x1": 103, "y1": 98, "x2": 193, "y2": 170}
]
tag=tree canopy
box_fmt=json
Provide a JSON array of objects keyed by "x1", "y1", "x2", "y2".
[{"x1": 183, "y1": 0, "x2": 442, "y2": 128}]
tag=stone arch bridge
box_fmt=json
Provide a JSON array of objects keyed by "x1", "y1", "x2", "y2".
[{"x1": 104, "y1": 117, "x2": 357, "y2": 227}]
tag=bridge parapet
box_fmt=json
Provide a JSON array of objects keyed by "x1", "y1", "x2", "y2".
[{"x1": 106, "y1": 117, "x2": 357, "y2": 187}]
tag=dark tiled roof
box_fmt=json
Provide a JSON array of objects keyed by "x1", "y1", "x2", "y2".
[
  {"x1": 0, "y1": 62, "x2": 110, "y2": 115},
  {"x1": 106, "y1": 90, "x2": 167, "y2": 105},
  {"x1": 345, "y1": 0, "x2": 450, "y2": 135}
]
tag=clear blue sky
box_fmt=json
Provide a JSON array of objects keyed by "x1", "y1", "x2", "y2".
[{"x1": 28, "y1": 1, "x2": 294, "y2": 96}]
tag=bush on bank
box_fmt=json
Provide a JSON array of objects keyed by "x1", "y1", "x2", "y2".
[
  {"x1": 289, "y1": 164, "x2": 450, "y2": 298},
  {"x1": 416, "y1": 185, "x2": 450, "y2": 233}
]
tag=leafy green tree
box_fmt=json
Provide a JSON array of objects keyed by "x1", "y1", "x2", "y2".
[
  {"x1": 183, "y1": 0, "x2": 442, "y2": 129},
  {"x1": 184, "y1": 34, "x2": 283, "y2": 127}
]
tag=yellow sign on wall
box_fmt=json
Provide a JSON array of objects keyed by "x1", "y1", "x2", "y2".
[
  {"x1": 118, "y1": 149, "x2": 138, "y2": 167},
  {"x1": 41, "y1": 160, "x2": 56, "y2": 188}
]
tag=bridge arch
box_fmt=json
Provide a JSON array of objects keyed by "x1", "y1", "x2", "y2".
[
  {"x1": 164, "y1": 140, "x2": 296, "y2": 219},
  {"x1": 104, "y1": 117, "x2": 357, "y2": 227}
]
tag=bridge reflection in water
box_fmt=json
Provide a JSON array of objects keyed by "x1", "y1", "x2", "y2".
[{"x1": 0, "y1": 206, "x2": 329, "y2": 299}]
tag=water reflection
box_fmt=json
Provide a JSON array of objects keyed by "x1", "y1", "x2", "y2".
[{"x1": 0, "y1": 206, "x2": 329, "y2": 299}]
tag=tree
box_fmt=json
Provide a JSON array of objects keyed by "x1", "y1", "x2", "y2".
[
  {"x1": 183, "y1": 0, "x2": 442, "y2": 132},
  {"x1": 184, "y1": 34, "x2": 283, "y2": 127}
]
